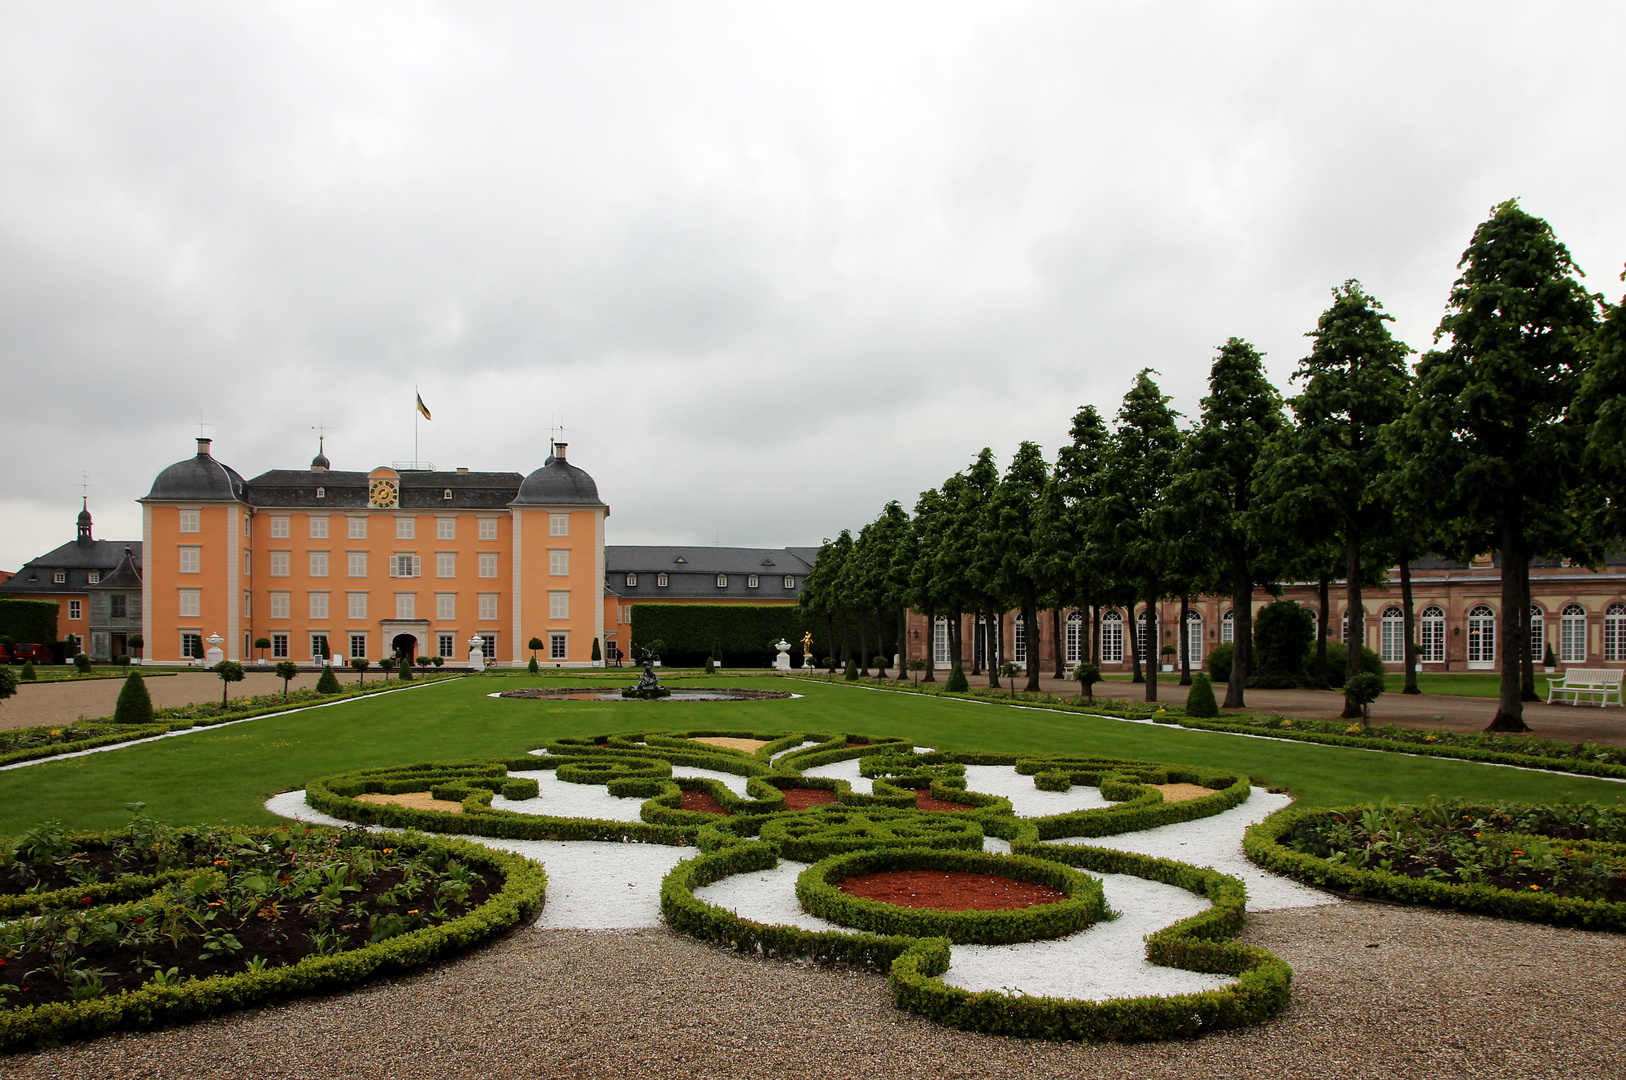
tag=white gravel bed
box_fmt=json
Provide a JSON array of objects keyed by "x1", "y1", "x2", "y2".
[
  {"x1": 693, "y1": 858, "x2": 846, "y2": 933},
  {"x1": 489, "y1": 770, "x2": 646, "y2": 822},
  {"x1": 960, "y1": 764, "x2": 1115, "y2": 817},
  {"x1": 941, "y1": 871, "x2": 1233, "y2": 999},
  {"x1": 670, "y1": 765, "x2": 753, "y2": 796},
  {"x1": 1055, "y1": 788, "x2": 1335, "y2": 911},
  {"x1": 770, "y1": 739, "x2": 821, "y2": 760},
  {"x1": 798, "y1": 757, "x2": 873, "y2": 793}
]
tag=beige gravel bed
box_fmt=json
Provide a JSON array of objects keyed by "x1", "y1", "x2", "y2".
[
  {"x1": 0, "y1": 671, "x2": 337, "y2": 731},
  {"x1": 6, "y1": 903, "x2": 1621, "y2": 1079}
]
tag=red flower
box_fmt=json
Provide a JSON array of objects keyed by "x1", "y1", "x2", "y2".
[{"x1": 81, "y1": 897, "x2": 92, "y2": 905}]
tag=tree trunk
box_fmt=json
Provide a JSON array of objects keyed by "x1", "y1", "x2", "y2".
[
  {"x1": 970, "y1": 613, "x2": 982, "y2": 675},
  {"x1": 1179, "y1": 595, "x2": 1192, "y2": 686},
  {"x1": 1340, "y1": 534, "x2": 1365, "y2": 719},
  {"x1": 1225, "y1": 559, "x2": 1250, "y2": 709},
  {"x1": 1025, "y1": 593, "x2": 1041, "y2": 692},
  {"x1": 825, "y1": 614, "x2": 835, "y2": 668},
  {"x1": 1314, "y1": 576, "x2": 1331, "y2": 690},
  {"x1": 1129, "y1": 601, "x2": 1144, "y2": 684},
  {"x1": 951, "y1": 610, "x2": 963, "y2": 671},
  {"x1": 875, "y1": 610, "x2": 887, "y2": 675},
  {"x1": 988, "y1": 605, "x2": 1002, "y2": 688},
  {"x1": 1488, "y1": 526, "x2": 1530, "y2": 731},
  {"x1": 1401, "y1": 555, "x2": 1420, "y2": 695},
  {"x1": 921, "y1": 607, "x2": 936, "y2": 682},
  {"x1": 1144, "y1": 588, "x2": 1159, "y2": 702},
  {"x1": 840, "y1": 613, "x2": 851, "y2": 666},
  {"x1": 1091, "y1": 603, "x2": 1100, "y2": 665},
  {"x1": 896, "y1": 607, "x2": 910, "y2": 680},
  {"x1": 1052, "y1": 607, "x2": 1065, "y2": 679},
  {"x1": 1518, "y1": 567, "x2": 1538, "y2": 702},
  {"x1": 857, "y1": 617, "x2": 870, "y2": 677}
]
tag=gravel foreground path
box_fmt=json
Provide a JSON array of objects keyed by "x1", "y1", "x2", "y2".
[{"x1": 5, "y1": 904, "x2": 1621, "y2": 1080}]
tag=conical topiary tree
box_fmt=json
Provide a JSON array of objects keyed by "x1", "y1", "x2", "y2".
[
  {"x1": 111, "y1": 671, "x2": 153, "y2": 724},
  {"x1": 1185, "y1": 672, "x2": 1219, "y2": 718},
  {"x1": 316, "y1": 665, "x2": 342, "y2": 694},
  {"x1": 944, "y1": 663, "x2": 969, "y2": 693}
]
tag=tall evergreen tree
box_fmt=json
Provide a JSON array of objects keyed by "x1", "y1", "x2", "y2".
[
  {"x1": 1097, "y1": 371, "x2": 1181, "y2": 702},
  {"x1": 1405, "y1": 200, "x2": 1600, "y2": 731},
  {"x1": 1180, "y1": 338, "x2": 1285, "y2": 707},
  {"x1": 1053, "y1": 406, "x2": 1113, "y2": 669},
  {"x1": 990, "y1": 442, "x2": 1050, "y2": 692},
  {"x1": 906, "y1": 487, "x2": 950, "y2": 682}
]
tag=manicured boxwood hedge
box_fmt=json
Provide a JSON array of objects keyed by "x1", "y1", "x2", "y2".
[
  {"x1": 0, "y1": 598, "x2": 57, "y2": 646},
  {"x1": 0, "y1": 829, "x2": 545, "y2": 1053},
  {"x1": 629, "y1": 604, "x2": 821, "y2": 667},
  {"x1": 795, "y1": 847, "x2": 1105, "y2": 944},
  {"x1": 1245, "y1": 804, "x2": 1626, "y2": 930}
]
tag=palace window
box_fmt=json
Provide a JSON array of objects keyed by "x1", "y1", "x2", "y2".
[
  {"x1": 1561, "y1": 603, "x2": 1588, "y2": 664},
  {"x1": 549, "y1": 633, "x2": 567, "y2": 660},
  {"x1": 437, "y1": 594, "x2": 456, "y2": 621},
  {"x1": 478, "y1": 519, "x2": 497, "y2": 541},
  {"x1": 437, "y1": 553, "x2": 456, "y2": 578},
  {"x1": 1136, "y1": 610, "x2": 1153, "y2": 663},
  {"x1": 110, "y1": 595, "x2": 127, "y2": 619},
  {"x1": 1467, "y1": 605, "x2": 1496, "y2": 665},
  {"x1": 181, "y1": 633, "x2": 203, "y2": 659},
  {"x1": 478, "y1": 553, "x2": 498, "y2": 578},
  {"x1": 549, "y1": 550, "x2": 569, "y2": 576},
  {"x1": 1380, "y1": 606, "x2": 1406, "y2": 663},
  {"x1": 270, "y1": 518, "x2": 289, "y2": 539},
  {"x1": 308, "y1": 592, "x2": 328, "y2": 620},
  {"x1": 270, "y1": 592, "x2": 290, "y2": 619},
  {"x1": 348, "y1": 552, "x2": 367, "y2": 577},
  {"x1": 747, "y1": 575, "x2": 758, "y2": 588},
  {"x1": 442, "y1": 489, "x2": 453, "y2": 501},
  {"x1": 348, "y1": 517, "x2": 367, "y2": 539},
  {"x1": 1013, "y1": 615, "x2": 1026, "y2": 664},
  {"x1": 178, "y1": 590, "x2": 200, "y2": 618},
  {"x1": 481, "y1": 634, "x2": 497, "y2": 660},
  {"x1": 1420, "y1": 606, "x2": 1446, "y2": 663},
  {"x1": 349, "y1": 634, "x2": 367, "y2": 660},
  {"x1": 309, "y1": 551, "x2": 329, "y2": 577},
  {"x1": 348, "y1": 593, "x2": 367, "y2": 620},
  {"x1": 1184, "y1": 610, "x2": 1203, "y2": 666},
  {"x1": 1605, "y1": 603, "x2": 1626, "y2": 662},
  {"x1": 271, "y1": 634, "x2": 288, "y2": 659},
  {"x1": 396, "y1": 518, "x2": 415, "y2": 540},
  {"x1": 243, "y1": 517, "x2": 251, "y2": 538},
  {"x1": 1530, "y1": 605, "x2": 1545, "y2": 659},
  {"x1": 179, "y1": 510, "x2": 199, "y2": 534},
  {"x1": 179, "y1": 548, "x2": 200, "y2": 574},
  {"x1": 390, "y1": 554, "x2": 421, "y2": 578},
  {"x1": 270, "y1": 551, "x2": 290, "y2": 577},
  {"x1": 53, "y1": 571, "x2": 65, "y2": 584},
  {"x1": 626, "y1": 574, "x2": 637, "y2": 587},
  {"x1": 1065, "y1": 611, "x2": 1083, "y2": 665},
  {"x1": 549, "y1": 592, "x2": 569, "y2": 620},
  {"x1": 1342, "y1": 608, "x2": 1365, "y2": 645},
  {"x1": 783, "y1": 576, "x2": 794, "y2": 589},
  {"x1": 243, "y1": 551, "x2": 252, "y2": 575},
  {"x1": 309, "y1": 517, "x2": 328, "y2": 539},
  {"x1": 1100, "y1": 610, "x2": 1124, "y2": 664},
  {"x1": 310, "y1": 635, "x2": 329, "y2": 661},
  {"x1": 1220, "y1": 609, "x2": 1234, "y2": 644},
  {"x1": 437, "y1": 518, "x2": 456, "y2": 540},
  {"x1": 550, "y1": 514, "x2": 569, "y2": 537},
  {"x1": 315, "y1": 487, "x2": 325, "y2": 500},
  {"x1": 933, "y1": 616, "x2": 949, "y2": 665},
  {"x1": 716, "y1": 575, "x2": 728, "y2": 588},
  {"x1": 87, "y1": 572, "x2": 100, "y2": 584},
  {"x1": 438, "y1": 633, "x2": 455, "y2": 657},
  {"x1": 479, "y1": 594, "x2": 499, "y2": 621},
  {"x1": 68, "y1": 600, "x2": 81, "y2": 620},
  {"x1": 395, "y1": 593, "x2": 415, "y2": 620}
]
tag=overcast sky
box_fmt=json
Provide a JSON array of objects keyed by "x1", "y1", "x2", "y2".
[{"x1": 3, "y1": 1, "x2": 1624, "y2": 570}]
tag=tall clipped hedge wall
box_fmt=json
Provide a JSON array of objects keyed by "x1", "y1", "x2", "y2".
[
  {"x1": 0, "y1": 599, "x2": 58, "y2": 645},
  {"x1": 629, "y1": 604, "x2": 817, "y2": 667}
]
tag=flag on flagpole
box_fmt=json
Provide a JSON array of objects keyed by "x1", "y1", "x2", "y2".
[{"x1": 416, "y1": 394, "x2": 432, "y2": 421}]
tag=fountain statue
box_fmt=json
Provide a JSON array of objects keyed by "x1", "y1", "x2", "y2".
[{"x1": 622, "y1": 647, "x2": 671, "y2": 699}]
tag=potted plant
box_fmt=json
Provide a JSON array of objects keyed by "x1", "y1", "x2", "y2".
[
  {"x1": 1543, "y1": 643, "x2": 1557, "y2": 674},
  {"x1": 254, "y1": 637, "x2": 271, "y2": 666},
  {"x1": 128, "y1": 634, "x2": 144, "y2": 666},
  {"x1": 1160, "y1": 644, "x2": 1176, "y2": 672}
]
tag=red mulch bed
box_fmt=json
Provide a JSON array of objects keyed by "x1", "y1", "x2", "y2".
[
  {"x1": 836, "y1": 870, "x2": 1066, "y2": 910},
  {"x1": 845, "y1": 742, "x2": 868, "y2": 749},
  {"x1": 915, "y1": 791, "x2": 975, "y2": 812},
  {"x1": 681, "y1": 791, "x2": 731, "y2": 816},
  {"x1": 782, "y1": 788, "x2": 838, "y2": 811}
]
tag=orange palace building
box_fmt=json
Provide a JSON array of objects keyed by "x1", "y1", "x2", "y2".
[{"x1": 138, "y1": 437, "x2": 613, "y2": 668}]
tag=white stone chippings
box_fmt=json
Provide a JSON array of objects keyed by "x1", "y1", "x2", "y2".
[
  {"x1": 478, "y1": 839, "x2": 692, "y2": 930},
  {"x1": 693, "y1": 859, "x2": 843, "y2": 933},
  {"x1": 959, "y1": 764, "x2": 1115, "y2": 818},
  {"x1": 490, "y1": 770, "x2": 645, "y2": 822},
  {"x1": 798, "y1": 757, "x2": 873, "y2": 794},
  {"x1": 1056, "y1": 787, "x2": 1336, "y2": 912},
  {"x1": 770, "y1": 740, "x2": 820, "y2": 761},
  {"x1": 670, "y1": 765, "x2": 752, "y2": 796}
]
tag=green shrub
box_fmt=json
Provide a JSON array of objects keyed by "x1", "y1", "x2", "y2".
[
  {"x1": 0, "y1": 599, "x2": 57, "y2": 646},
  {"x1": 212, "y1": 660, "x2": 245, "y2": 705},
  {"x1": 844, "y1": 660, "x2": 859, "y2": 681},
  {"x1": 399, "y1": 661, "x2": 413, "y2": 681},
  {"x1": 1072, "y1": 662, "x2": 1101, "y2": 700},
  {"x1": 629, "y1": 604, "x2": 826, "y2": 667},
  {"x1": 528, "y1": 656, "x2": 540, "y2": 674},
  {"x1": 72, "y1": 653, "x2": 92, "y2": 674},
  {"x1": 274, "y1": 660, "x2": 300, "y2": 698},
  {"x1": 315, "y1": 666, "x2": 342, "y2": 695},
  {"x1": 944, "y1": 663, "x2": 969, "y2": 693},
  {"x1": 1544, "y1": 643, "x2": 1558, "y2": 668},
  {"x1": 1185, "y1": 672, "x2": 1219, "y2": 717},
  {"x1": 591, "y1": 638, "x2": 601, "y2": 663},
  {"x1": 1034, "y1": 770, "x2": 1071, "y2": 792},
  {"x1": 872, "y1": 655, "x2": 889, "y2": 672},
  {"x1": 1205, "y1": 643, "x2": 1232, "y2": 683},
  {"x1": 0, "y1": 667, "x2": 15, "y2": 702},
  {"x1": 111, "y1": 672, "x2": 153, "y2": 725},
  {"x1": 19, "y1": 662, "x2": 35, "y2": 682},
  {"x1": 1250, "y1": 601, "x2": 1313, "y2": 687}
]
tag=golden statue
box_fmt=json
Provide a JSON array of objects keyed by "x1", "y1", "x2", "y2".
[{"x1": 801, "y1": 630, "x2": 814, "y2": 658}]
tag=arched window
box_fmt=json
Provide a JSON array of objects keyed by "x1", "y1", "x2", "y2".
[
  {"x1": 1605, "y1": 603, "x2": 1626, "y2": 662},
  {"x1": 1343, "y1": 608, "x2": 1365, "y2": 646},
  {"x1": 1137, "y1": 609, "x2": 1154, "y2": 663},
  {"x1": 1467, "y1": 605, "x2": 1496, "y2": 666},
  {"x1": 1100, "y1": 610, "x2": 1124, "y2": 664},
  {"x1": 1220, "y1": 609, "x2": 1234, "y2": 644},
  {"x1": 1184, "y1": 610, "x2": 1202, "y2": 667},
  {"x1": 933, "y1": 616, "x2": 950, "y2": 665},
  {"x1": 1380, "y1": 606, "x2": 1405, "y2": 663},
  {"x1": 1013, "y1": 615, "x2": 1027, "y2": 664},
  {"x1": 1065, "y1": 611, "x2": 1083, "y2": 665},
  {"x1": 1529, "y1": 605, "x2": 1545, "y2": 660},
  {"x1": 1420, "y1": 606, "x2": 1446, "y2": 663},
  {"x1": 1560, "y1": 603, "x2": 1587, "y2": 664}
]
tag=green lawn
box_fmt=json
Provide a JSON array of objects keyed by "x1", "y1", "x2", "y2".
[{"x1": 0, "y1": 674, "x2": 1618, "y2": 836}]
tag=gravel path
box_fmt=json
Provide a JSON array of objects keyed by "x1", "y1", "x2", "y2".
[
  {"x1": 9, "y1": 905, "x2": 1620, "y2": 1079},
  {"x1": 0, "y1": 670, "x2": 339, "y2": 730}
]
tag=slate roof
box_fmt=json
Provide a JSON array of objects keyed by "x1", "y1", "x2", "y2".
[
  {"x1": 606, "y1": 546, "x2": 816, "y2": 600},
  {"x1": 512, "y1": 456, "x2": 604, "y2": 507},
  {"x1": 89, "y1": 548, "x2": 143, "y2": 591},
  {"x1": 3, "y1": 539, "x2": 143, "y2": 595},
  {"x1": 142, "y1": 444, "x2": 248, "y2": 502},
  {"x1": 245, "y1": 470, "x2": 525, "y2": 510}
]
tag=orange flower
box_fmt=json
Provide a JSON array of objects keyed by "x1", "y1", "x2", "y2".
[
  {"x1": 1512, "y1": 850, "x2": 1525, "y2": 855},
  {"x1": 1530, "y1": 885, "x2": 1541, "y2": 890}
]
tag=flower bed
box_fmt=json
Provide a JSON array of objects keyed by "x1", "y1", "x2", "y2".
[
  {"x1": 0, "y1": 812, "x2": 544, "y2": 1051},
  {"x1": 1245, "y1": 799, "x2": 1626, "y2": 929}
]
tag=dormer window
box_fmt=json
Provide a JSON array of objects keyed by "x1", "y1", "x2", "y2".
[
  {"x1": 53, "y1": 571, "x2": 66, "y2": 584},
  {"x1": 87, "y1": 572, "x2": 100, "y2": 584},
  {"x1": 657, "y1": 574, "x2": 668, "y2": 587},
  {"x1": 747, "y1": 575, "x2": 758, "y2": 588},
  {"x1": 783, "y1": 576, "x2": 795, "y2": 589},
  {"x1": 761, "y1": 559, "x2": 774, "y2": 566},
  {"x1": 716, "y1": 574, "x2": 728, "y2": 588},
  {"x1": 316, "y1": 487, "x2": 326, "y2": 499},
  {"x1": 675, "y1": 556, "x2": 686, "y2": 564},
  {"x1": 443, "y1": 489, "x2": 453, "y2": 500},
  {"x1": 626, "y1": 573, "x2": 637, "y2": 587}
]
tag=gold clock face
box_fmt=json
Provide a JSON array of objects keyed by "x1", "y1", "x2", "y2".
[{"x1": 369, "y1": 479, "x2": 398, "y2": 508}]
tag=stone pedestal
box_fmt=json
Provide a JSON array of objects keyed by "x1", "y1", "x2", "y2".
[
  {"x1": 774, "y1": 639, "x2": 792, "y2": 671},
  {"x1": 204, "y1": 633, "x2": 224, "y2": 668},
  {"x1": 467, "y1": 633, "x2": 486, "y2": 672}
]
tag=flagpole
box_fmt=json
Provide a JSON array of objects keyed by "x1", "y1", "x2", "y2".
[{"x1": 414, "y1": 385, "x2": 419, "y2": 466}]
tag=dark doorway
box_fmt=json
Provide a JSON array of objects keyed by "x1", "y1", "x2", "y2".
[
  {"x1": 392, "y1": 634, "x2": 418, "y2": 664},
  {"x1": 111, "y1": 634, "x2": 127, "y2": 659}
]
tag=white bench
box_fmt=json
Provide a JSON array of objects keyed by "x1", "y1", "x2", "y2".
[{"x1": 1546, "y1": 668, "x2": 1625, "y2": 707}]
